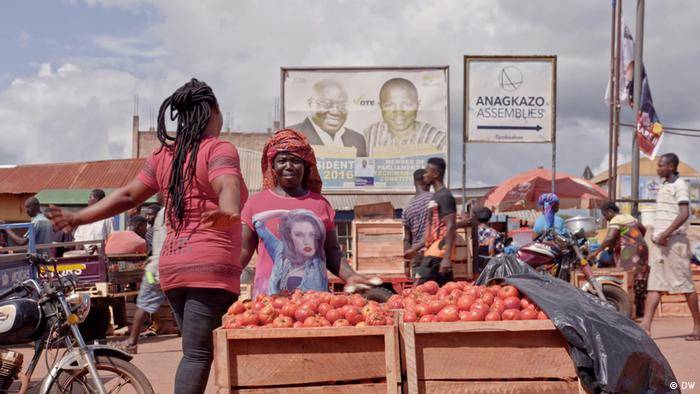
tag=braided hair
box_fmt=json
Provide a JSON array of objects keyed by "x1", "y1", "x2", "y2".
[{"x1": 156, "y1": 78, "x2": 218, "y2": 233}]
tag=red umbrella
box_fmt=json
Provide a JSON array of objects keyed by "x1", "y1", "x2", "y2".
[{"x1": 484, "y1": 168, "x2": 609, "y2": 212}]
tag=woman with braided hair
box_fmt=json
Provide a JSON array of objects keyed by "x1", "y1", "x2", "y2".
[{"x1": 47, "y1": 79, "x2": 247, "y2": 393}]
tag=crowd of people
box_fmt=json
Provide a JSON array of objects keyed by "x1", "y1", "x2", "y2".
[{"x1": 0, "y1": 78, "x2": 697, "y2": 393}]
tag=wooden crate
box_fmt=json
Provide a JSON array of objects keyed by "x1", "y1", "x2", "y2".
[
  {"x1": 400, "y1": 320, "x2": 579, "y2": 394},
  {"x1": 656, "y1": 269, "x2": 700, "y2": 316},
  {"x1": 352, "y1": 220, "x2": 405, "y2": 275},
  {"x1": 213, "y1": 325, "x2": 401, "y2": 394}
]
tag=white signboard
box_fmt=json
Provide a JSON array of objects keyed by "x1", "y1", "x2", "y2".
[{"x1": 465, "y1": 56, "x2": 556, "y2": 143}]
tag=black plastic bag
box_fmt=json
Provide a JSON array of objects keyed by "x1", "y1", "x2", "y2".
[
  {"x1": 474, "y1": 254, "x2": 535, "y2": 285},
  {"x1": 484, "y1": 271, "x2": 678, "y2": 393}
]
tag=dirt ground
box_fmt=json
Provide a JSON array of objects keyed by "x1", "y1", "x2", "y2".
[{"x1": 7, "y1": 316, "x2": 700, "y2": 393}]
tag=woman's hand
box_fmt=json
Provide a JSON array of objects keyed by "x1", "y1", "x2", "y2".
[
  {"x1": 45, "y1": 205, "x2": 81, "y2": 233},
  {"x1": 200, "y1": 209, "x2": 240, "y2": 229}
]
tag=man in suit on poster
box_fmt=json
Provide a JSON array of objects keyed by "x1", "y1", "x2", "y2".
[{"x1": 289, "y1": 79, "x2": 367, "y2": 157}]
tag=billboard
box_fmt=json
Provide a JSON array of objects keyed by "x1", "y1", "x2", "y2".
[
  {"x1": 465, "y1": 56, "x2": 556, "y2": 143},
  {"x1": 282, "y1": 67, "x2": 449, "y2": 191}
]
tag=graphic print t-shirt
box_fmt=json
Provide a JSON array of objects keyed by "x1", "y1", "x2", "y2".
[
  {"x1": 241, "y1": 190, "x2": 336, "y2": 297},
  {"x1": 424, "y1": 187, "x2": 456, "y2": 258}
]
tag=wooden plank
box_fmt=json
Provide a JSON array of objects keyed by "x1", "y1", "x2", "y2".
[
  {"x1": 228, "y1": 382, "x2": 388, "y2": 393},
  {"x1": 418, "y1": 380, "x2": 580, "y2": 394},
  {"x1": 229, "y1": 335, "x2": 388, "y2": 386},
  {"x1": 214, "y1": 328, "x2": 231, "y2": 389},
  {"x1": 402, "y1": 323, "x2": 419, "y2": 394},
  {"x1": 223, "y1": 325, "x2": 389, "y2": 339},
  {"x1": 412, "y1": 319, "x2": 556, "y2": 334}
]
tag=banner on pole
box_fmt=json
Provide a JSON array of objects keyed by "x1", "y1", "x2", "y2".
[
  {"x1": 282, "y1": 67, "x2": 449, "y2": 191},
  {"x1": 464, "y1": 56, "x2": 556, "y2": 143}
]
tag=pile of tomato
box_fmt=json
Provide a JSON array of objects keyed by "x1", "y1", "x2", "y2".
[
  {"x1": 223, "y1": 289, "x2": 395, "y2": 329},
  {"x1": 390, "y1": 280, "x2": 548, "y2": 322}
]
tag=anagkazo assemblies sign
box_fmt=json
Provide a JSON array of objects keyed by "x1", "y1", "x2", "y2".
[{"x1": 464, "y1": 56, "x2": 556, "y2": 143}]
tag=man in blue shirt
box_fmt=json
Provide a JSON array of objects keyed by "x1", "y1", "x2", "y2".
[
  {"x1": 1, "y1": 197, "x2": 56, "y2": 250},
  {"x1": 533, "y1": 193, "x2": 567, "y2": 236}
]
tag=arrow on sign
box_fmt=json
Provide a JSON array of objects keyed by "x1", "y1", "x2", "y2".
[{"x1": 477, "y1": 125, "x2": 542, "y2": 132}]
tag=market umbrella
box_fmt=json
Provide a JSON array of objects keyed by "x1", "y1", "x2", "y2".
[{"x1": 483, "y1": 167, "x2": 609, "y2": 212}]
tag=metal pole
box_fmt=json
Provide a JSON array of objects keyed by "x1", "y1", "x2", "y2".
[
  {"x1": 631, "y1": 0, "x2": 644, "y2": 217},
  {"x1": 462, "y1": 142, "x2": 467, "y2": 213},
  {"x1": 611, "y1": 0, "x2": 622, "y2": 201},
  {"x1": 607, "y1": 0, "x2": 617, "y2": 198}
]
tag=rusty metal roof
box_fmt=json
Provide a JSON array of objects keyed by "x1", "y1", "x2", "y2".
[{"x1": 0, "y1": 158, "x2": 146, "y2": 194}]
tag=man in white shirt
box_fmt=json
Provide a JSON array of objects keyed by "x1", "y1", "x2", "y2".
[
  {"x1": 641, "y1": 153, "x2": 700, "y2": 340},
  {"x1": 71, "y1": 189, "x2": 113, "y2": 254},
  {"x1": 289, "y1": 79, "x2": 367, "y2": 156}
]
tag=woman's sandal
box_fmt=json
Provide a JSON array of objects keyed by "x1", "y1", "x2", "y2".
[
  {"x1": 684, "y1": 334, "x2": 700, "y2": 341},
  {"x1": 110, "y1": 339, "x2": 138, "y2": 354}
]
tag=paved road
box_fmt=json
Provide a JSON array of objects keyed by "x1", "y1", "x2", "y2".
[{"x1": 8, "y1": 316, "x2": 700, "y2": 393}]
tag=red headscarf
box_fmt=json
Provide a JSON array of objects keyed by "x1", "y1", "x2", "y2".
[{"x1": 261, "y1": 128, "x2": 323, "y2": 193}]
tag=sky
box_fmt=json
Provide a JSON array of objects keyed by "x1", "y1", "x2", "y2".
[{"x1": 1, "y1": 0, "x2": 699, "y2": 187}]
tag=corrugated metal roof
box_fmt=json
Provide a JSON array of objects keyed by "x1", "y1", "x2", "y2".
[{"x1": 0, "y1": 158, "x2": 146, "y2": 194}]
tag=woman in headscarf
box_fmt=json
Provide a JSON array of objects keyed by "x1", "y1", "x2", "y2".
[
  {"x1": 591, "y1": 201, "x2": 649, "y2": 316},
  {"x1": 240, "y1": 129, "x2": 368, "y2": 297},
  {"x1": 47, "y1": 79, "x2": 247, "y2": 394},
  {"x1": 533, "y1": 193, "x2": 567, "y2": 236}
]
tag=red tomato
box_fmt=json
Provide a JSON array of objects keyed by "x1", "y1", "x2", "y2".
[
  {"x1": 387, "y1": 295, "x2": 404, "y2": 309},
  {"x1": 280, "y1": 303, "x2": 297, "y2": 318},
  {"x1": 422, "y1": 281, "x2": 439, "y2": 295},
  {"x1": 485, "y1": 311, "x2": 501, "y2": 321},
  {"x1": 456, "y1": 295, "x2": 475, "y2": 311},
  {"x1": 300, "y1": 301, "x2": 318, "y2": 314},
  {"x1": 333, "y1": 319, "x2": 351, "y2": 327},
  {"x1": 442, "y1": 282, "x2": 460, "y2": 293},
  {"x1": 329, "y1": 294, "x2": 348, "y2": 308},
  {"x1": 520, "y1": 309, "x2": 538, "y2": 320},
  {"x1": 414, "y1": 303, "x2": 431, "y2": 317},
  {"x1": 320, "y1": 292, "x2": 332, "y2": 305},
  {"x1": 537, "y1": 311, "x2": 549, "y2": 320},
  {"x1": 318, "y1": 317, "x2": 331, "y2": 327},
  {"x1": 272, "y1": 316, "x2": 293, "y2": 328},
  {"x1": 293, "y1": 321, "x2": 303, "y2": 328},
  {"x1": 303, "y1": 316, "x2": 322, "y2": 327},
  {"x1": 463, "y1": 287, "x2": 479, "y2": 297},
  {"x1": 502, "y1": 309, "x2": 521, "y2": 320},
  {"x1": 317, "y1": 303, "x2": 333, "y2": 317},
  {"x1": 355, "y1": 321, "x2": 368, "y2": 327},
  {"x1": 520, "y1": 297, "x2": 537, "y2": 310},
  {"x1": 497, "y1": 285, "x2": 519, "y2": 300},
  {"x1": 503, "y1": 296, "x2": 522, "y2": 310},
  {"x1": 419, "y1": 314, "x2": 435, "y2": 323},
  {"x1": 344, "y1": 306, "x2": 364, "y2": 325},
  {"x1": 488, "y1": 284, "x2": 502, "y2": 294},
  {"x1": 402, "y1": 288, "x2": 413, "y2": 297},
  {"x1": 403, "y1": 309, "x2": 418, "y2": 323},
  {"x1": 464, "y1": 310, "x2": 485, "y2": 321},
  {"x1": 428, "y1": 299, "x2": 447, "y2": 315},
  {"x1": 489, "y1": 302, "x2": 505, "y2": 314},
  {"x1": 386, "y1": 317, "x2": 395, "y2": 325},
  {"x1": 253, "y1": 301, "x2": 267, "y2": 312},
  {"x1": 436, "y1": 288, "x2": 450, "y2": 299},
  {"x1": 239, "y1": 310, "x2": 260, "y2": 326},
  {"x1": 403, "y1": 297, "x2": 417, "y2": 309},
  {"x1": 294, "y1": 305, "x2": 315, "y2": 322},
  {"x1": 456, "y1": 281, "x2": 469, "y2": 290},
  {"x1": 366, "y1": 312, "x2": 388, "y2": 326},
  {"x1": 449, "y1": 289, "x2": 463, "y2": 299},
  {"x1": 227, "y1": 301, "x2": 246, "y2": 316},
  {"x1": 481, "y1": 292, "x2": 495, "y2": 306},
  {"x1": 350, "y1": 295, "x2": 367, "y2": 308},
  {"x1": 458, "y1": 310, "x2": 471, "y2": 321},
  {"x1": 257, "y1": 305, "x2": 278, "y2": 325},
  {"x1": 437, "y1": 305, "x2": 460, "y2": 322},
  {"x1": 274, "y1": 297, "x2": 290, "y2": 309},
  {"x1": 325, "y1": 308, "x2": 343, "y2": 324},
  {"x1": 469, "y1": 301, "x2": 490, "y2": 315}
]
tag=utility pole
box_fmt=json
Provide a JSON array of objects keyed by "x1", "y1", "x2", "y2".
[
  {"x1": 631, "y1": 0, "x2": 644, "y2": 217},
  {"x1": 609, "y1": 0, "x2": 622, "y2": 201}
]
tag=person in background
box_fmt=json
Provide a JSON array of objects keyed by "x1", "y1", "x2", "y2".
[
  {"x1": 640, "y1": 153, "x2": 700, "y2": 339},
  {"x1": 239, "y1": 129, "x2": 369, "y2": 297},
  {"x1": 105, "y1": 215, "x2": 148, "y2": 255},
  {"x1": 47, "y1": 78, "x2": 247, "y2": 394},
  {"x1": 1, "y1": 197, "x2": 55, "y2": 252},
  {"x1": 70, "y1": 189, "x2": 114, "y2": 255},
  {"x1": 402, "y1": 169, "x2": 433, "y2": 278},
  {"x1": 591, "y1": 201, "x2": 649, "y2": 317},
  {"x1": 143, "y1": 202, "x2": 162, "y2": 254},
  {"x1": 474, "y1": 207, "x2": 502, "y2": 272},
  {"x1": 415, "y1": 157, "x2": 456, "y2": 286},
  {"x1": 533, "y1": 193, "x2": 567, "y2": 236},
  {"x1": 112, "y1": 206, "x2": 166, "y2": 353}
]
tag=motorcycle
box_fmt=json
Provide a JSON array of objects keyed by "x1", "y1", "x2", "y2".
[
  {"x1": 0, "y1": 253, "x2": 154, "y2": 393},
  {"x1": 516, "y1": 228, "x2": 632, "y2": 317}
]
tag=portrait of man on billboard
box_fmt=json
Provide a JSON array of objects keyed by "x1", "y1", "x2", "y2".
[
  {"x1": 288, "y1": 79, "x2": 367, "y2": 157},
  {"x1": 363, "y1": 78, "x2": 446, "y2": 157}
]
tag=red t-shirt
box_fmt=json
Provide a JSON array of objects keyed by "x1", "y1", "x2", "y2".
[
  {"x1": 137, "y1": 136, "x2": 248, "y2": 295},
  {"x1": 104, "y1": 231, "x2": 147, "y2": 255},
  {"x1": 241, "y1": 189, "x2": 335, "y2": 297}
]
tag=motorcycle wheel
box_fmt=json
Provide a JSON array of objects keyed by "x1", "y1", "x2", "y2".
[
  {"x1": 602, "y1": 284, "x2": 632, "y2": 318},
  {"x1": 48, "y1": 354, "x2": 154, "y2": 394}
]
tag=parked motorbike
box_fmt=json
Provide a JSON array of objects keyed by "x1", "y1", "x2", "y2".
[
  {"x1": 517, "y1": 228, "x2": 632, "y2": 317},
  {"x1": 0, "y1": 253, "x2": 154, "y2": 393}
]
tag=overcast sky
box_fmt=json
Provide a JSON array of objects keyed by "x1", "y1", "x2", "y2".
[{"x1": 1, "y1": 0, "x2": 698, "y2": 187}]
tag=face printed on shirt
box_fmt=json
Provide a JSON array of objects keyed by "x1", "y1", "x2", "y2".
[{"x1": 290, "y1": 221, "x2": 318, "y2": 259}]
